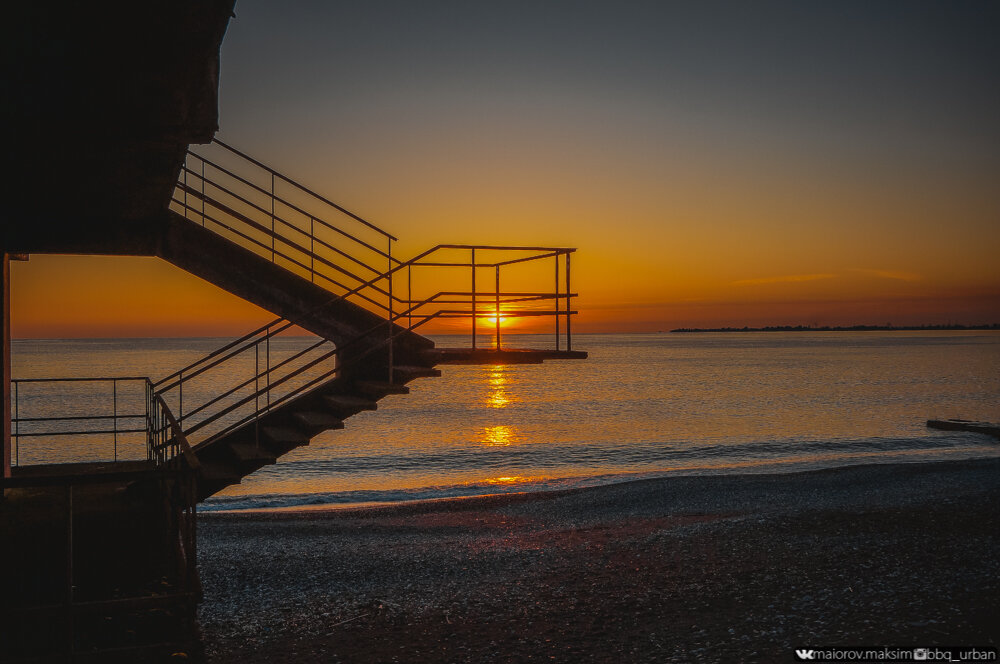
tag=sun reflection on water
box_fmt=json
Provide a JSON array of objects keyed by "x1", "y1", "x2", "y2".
[
  {"x1": 483, "y1": 475, "x2": 529, "y2": 485},
  {"x1": 488, "y1": 390, "x2": 510, "y2": 409},
  {"x1": 481, "y1": 424, "x2": 519, "y2": 446},
  {"x1": 484, "y1": 365, "x2": 516, "y2": 409}
]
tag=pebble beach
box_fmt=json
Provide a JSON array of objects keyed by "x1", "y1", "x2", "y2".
[{"x1": 197, "y1": 458, "x2": 1000, "y2": 663}]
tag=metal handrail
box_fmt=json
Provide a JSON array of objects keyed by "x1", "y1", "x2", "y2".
[
  {"x1": 12, "y1": 376, "x2": 151, "y2": 383},
  {"x1": 154, "y1": 319, "x2": 294, "y2": 390},
  {"x1": 170, "y1": 195, "x2": 394, "y2": 312},
  {"x1": 158, "y1": 285, "x2": 574, "y2": 395},
  {"x1": 157, "y1": 283, "x2": 577, "y2": 450},
  {"x1": 176, "y1": 144, "x2": 397, "y2": 273},
  {"x1": 7, "y1": 142, "x2": 580, "y2": 461},
  {"x1": 172, "y1": 338, "x2": 330, "y2": 426},
  {"x1": 211, "y1": 138, "x2": 398, "y2": 242},
  {"x1": 155, "y1": 276, "x2": 575, "y2": 408},
  {"x1": 10, "y1": 377, "x2": 153, "y2": 466},
  {"x1": 187, "y1": 293, "x2": 580, "y2": 447},
  {"x1": 173, "y1": 141, "x2": 401, "y2": 336},
  {"x1": 176, "y1": 168, "x2": 387, "y2": 276},
  {"x1": 152, "y1": 392, "x2": 200, "y2": 470},
  {"x1": 151, "y1": 240, "x2": 578, "y2": 439},
  {"x1": 180, "y1": 344, "x2": 339, "y2": 442},
  {"x1": 8, "y1": 268, "x2": 578, "y2": 469},
  {"x1": 153, "y1": 243, "x2": 537, "y2": 388},
  {"x1": 179, "y1": 158, "x2": 394, "y2": 269},
  {"x1": 173, "y1": 143, "x2": 579, "y2": 336},
  {"x1": 9, "y1": 141, "x2": 582, "y2": 471},
  {"x1": 9, "y1": 377, "x2": 196, "y2": 471}
]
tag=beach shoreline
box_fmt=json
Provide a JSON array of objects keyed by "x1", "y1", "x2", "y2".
[{"x1": 198, "y1": 458, "x2": 1000, "y2": 662}]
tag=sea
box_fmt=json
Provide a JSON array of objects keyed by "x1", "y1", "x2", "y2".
[{"x1": 11, "y1": 332, "x2": 1000, "y2": 512}]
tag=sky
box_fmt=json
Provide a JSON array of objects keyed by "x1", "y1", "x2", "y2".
[{"x1": 12, "y1": 0, "x2": 1000, "y2": 336}]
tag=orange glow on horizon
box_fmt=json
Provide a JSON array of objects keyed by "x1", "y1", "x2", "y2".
[
  {"x1": 9, "y1": 246, "x2": 1000, "y2": 340},
  {"x1": 23, "y1": 3, "x2": 987, "y2": 340},
  {"x1": 476, "y1": 309, "x2": 508, "y2": 327},
  {"x1": 10, "y1": 254, "x2": 277, "y2": 338}
]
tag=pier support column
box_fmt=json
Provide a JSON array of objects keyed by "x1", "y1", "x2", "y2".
[{"x1": 2, "y1": 252, "x2": 9, "y2": 480}]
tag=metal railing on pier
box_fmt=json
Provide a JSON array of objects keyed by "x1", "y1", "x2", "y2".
[{"x1": 10, "y1": 377, "x2": 197, "y2": 472}]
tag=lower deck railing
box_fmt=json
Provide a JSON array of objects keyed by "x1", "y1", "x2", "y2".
[{"x1": 9, "y1": 376, "x2": 198, "y2": 473}]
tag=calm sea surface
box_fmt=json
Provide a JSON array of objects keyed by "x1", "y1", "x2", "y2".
[{"x1": 12, "y1": 332, "x2": 1000, "y2": 511}]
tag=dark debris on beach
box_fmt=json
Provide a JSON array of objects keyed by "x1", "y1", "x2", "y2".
[{"x1": 196, "y1": 459, "x2": 1000, "y2": 663}]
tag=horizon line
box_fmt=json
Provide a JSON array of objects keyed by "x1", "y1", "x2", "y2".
[{"x1": 12, "y1": 323, "x2": 1000, "y2": 342}]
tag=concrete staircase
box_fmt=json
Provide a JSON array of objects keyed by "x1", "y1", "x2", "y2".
[
  {"x1": 156, "y1": 139, "x2": 582, "y2": 501},
  {"x1": 157, "y1": 211, "x2": 432, "y2": 356},
  {"x1": 189, "y1": 364, "x2": 440, "y2": 501}
]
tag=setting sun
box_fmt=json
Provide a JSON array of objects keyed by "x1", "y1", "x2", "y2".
[{"x1": 479, "y1": 311, "x2": 507, "y2": 326}]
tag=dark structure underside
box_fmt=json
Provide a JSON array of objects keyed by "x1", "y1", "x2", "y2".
[{"x1": 4, "y1": 0, "x2": 236, "y2": 254}]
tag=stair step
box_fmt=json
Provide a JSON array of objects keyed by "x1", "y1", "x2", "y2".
[
  {"x1": 198, "y1": 461, "x2": 242, "y2": 484},
  {"x1": 393, "y1": 365, "x2": 442, "y2": 382},
  {"x1": 262, "y1": 425, "x2": 311, "y2": 448},
  {"x1": 322, "y1": 394, "x2": 378, "y2": 413},
  {"x1": 355, "y1": 380, "x2": 410, "y2": 398},
  {"x1": 292, "y1": 411, "x2": 345, "y2": 432},
  {"x1": 228, "y1": 442, "x2": 278, "y2": 464}
]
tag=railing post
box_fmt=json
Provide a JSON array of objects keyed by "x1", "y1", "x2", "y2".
[
  {"x1": 151, "y1": 391, "x2": 157, "y2": 464},
  {"x1": 178, "y1": 371, "x2": 183, "y2": 425},
  {"x1": 387, "y1": 239, "x2": 394, "y2": 382},
  {"x1": 1, "y1": 254, "x2": 8, "y2": 480},
  {"x1": 112, "y1": 379, "x2": 118, "y2": 462},
  {"x1": 158, "y1": 386, "x2": 164, "y2": 464},
  {"x1": 407, "y1": 264, "x2": 413, "y2": 330},
  {"x1": 471, "y1": 248, "x2": 477, "y2": 350},
  {"x1": 201, "y1": 158, "x2": 206, "y2": 225},
  {"x1": 310, "y1": 217, "x2": 315, "y2": 283},
  {"x1": 495, "y1": 265, "x2": 501, "y2": 350},
  {"x1": 566, "y1": 252, "x2": 572, "y2": 351},
  {"x1": 183, "y1": 153, "x2": 188, "y2": 220},
  {"x1": 270, "y1": 171, "x2": 276, "y2": 261},
  {"x1": 65, "y1": 483, "x2": 74, "y2": 656},
  {"x1": 145, "y1": 380, "x2": 152, "y2": 462},
  {"x1": 555, "y1": 254, "x2": 561, "y2": 351},
  {"x1": 13, "y1": 379, "x2": 18, "y2": 467}
]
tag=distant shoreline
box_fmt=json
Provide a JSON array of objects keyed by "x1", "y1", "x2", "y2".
[{"x1": 670, "y1": 323, "x2": 1000, "y2": 333}]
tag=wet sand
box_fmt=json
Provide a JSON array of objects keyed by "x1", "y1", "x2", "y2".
[{"x1": 197, "y1": 458, "x2": 1000, "y2": 663}]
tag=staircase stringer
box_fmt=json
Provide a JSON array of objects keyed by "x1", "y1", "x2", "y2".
[
  {"x1": 157, "y1": 211, "x2": 433, "y2": 372},
  {"x1": 189, "y1": 362, "x2": 436, "y2": 501}
]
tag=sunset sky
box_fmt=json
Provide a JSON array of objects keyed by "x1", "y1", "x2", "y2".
[{"x1": 12, "y1": 0, "x2": 1000, "y2": 336}]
